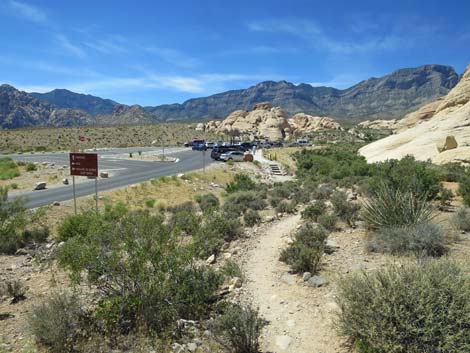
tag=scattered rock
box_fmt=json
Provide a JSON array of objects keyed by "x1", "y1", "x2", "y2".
[
  {"x1": 275, "y1": 335, "x2": 292, "y2": 350},
  {"x1": 324, "y1": 239, "x2": 339, "y2": 254},
  {"x1": 307, "y1": 275, "x2": 329, "y2": 288},
  {"x1": 280, "y1": 273, "x2": 296, "y2": 285},
  {"x1": 186, "y1": 342, "x2": 198, "y2": 352},
  {"x1": 52, "y1": 201, "x2": 60, "y2": 206},
  {"x1": 206, "y1": 254, "x2": 216, "y2": 265},
  {"x1": 302, "y1": 272, "x2": 312, "y2": 281},
  {"x1": 230, "y1": 277, "x2": 243, "y2": 288},
  {"x1": 437, "y1": 135, "x2": 458, "y2": 152}
]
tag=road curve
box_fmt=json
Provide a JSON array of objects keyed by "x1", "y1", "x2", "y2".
[{"x1": 9, "y1": 149, "x2": 213, "y2": 209}]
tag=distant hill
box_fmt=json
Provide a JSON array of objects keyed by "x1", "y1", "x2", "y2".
[
  {"x1": 146, "y1": 65, "x2": 459, "y2": 121},
  {"x1": 0, "y1": 84, "x2": 92, "y2": 129},
  {"x1": 0, "y1": 64, "x2": 461, "y2": 129},
  {"x1": 30, "y1": 89, "x2": 119, "y2": 116}
]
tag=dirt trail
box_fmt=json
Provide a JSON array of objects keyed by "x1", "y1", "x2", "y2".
[{"x1": 242, "y1": 214, "x2": 346, "y2": 353}]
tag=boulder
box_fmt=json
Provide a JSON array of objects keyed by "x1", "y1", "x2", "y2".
[
  {"x1": 437, "y1": 135, "x2": 458, "y2": 152},
  {"x1": 307, "y1": 275, "x2": 328, "y2": 288}
]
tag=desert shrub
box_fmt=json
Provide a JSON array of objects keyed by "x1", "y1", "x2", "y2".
[
  {"x1": 301, "y1": 200, "x2": 326, "y2": 221},
  {"x1": 244, "y1": 209, "x2": 261, "y2": 227},
  {"x1": 336, "y1": 261, "x2": 470, "y2": 353},
  {"x1": 220, "y1": 260, "x2": 243, "y2": 279},
  {"x1": 271, "y1": 181, "x2": 300, "y2": 200},
  {"x1": 451, "y1": 207, "x2": 470, "y2": 231},
  {"x1": 0, "y1": 187, "x2": 29, "y2": 254},
  {"x1": 362, "y1": 186, "x2": 434, "y2": 230},
  {"x1": 276, "y1": 200, "x2": 296, "y2": 214},
  {"x1": 438, "y1": 186, "x2": 454, "y2": 210},
  {"x1": 331, "y1": 191, "x2": 361, "y2": 226},
  {"x1": 1, "y1": 279, "x2": 26, "y2": 303},
  {"x1": 459, "y1": 173, "x2": 470, "y2": 207},
  {"x1": 194, "y1": 212, "x2": 243, "y2": 257},
  {"x1": 312, "y1": 184, "x2": 334, "y2": 200},
  {"x1": 280, "y1": 224, "x2": 327, "y2": 273},
  {"x1": 295, "y1": 145, "x2": 370, "y2": 182},
  {"x1": 57, "y1": 211, "x2": 221, "y2": 335},
  {"x1": 168, "y1": 209, "x2": 201, "y2": 237},
  {"x1": 368, "y1": 155, "x2": 440, "y2": 199},
  {"x1": 9, "y1": 183, "x2": 18, "y2": 189},
  {"x1": 226, "y1": 174, "x2": 257, "y2": 193},
  {"x1": 367, "y1": 223, "x2": 447, "y2": 257},
  {"x1": 56, "y1": 210, "x2": 103, "y2": 241},
  {"x1": 25, "y1": 162, "x2": 37, "y2": 171},
  {"x1": 166, "y1": 200, "x2": 196, "y2": 214},
  {"x1": 223, "y1": 191, "x2": 267, "y2": 216},
  {"x1": 144, "y1": 199, "x2": 155, "y2": 208},
  {"x1": 22, "y1": 226, "x2": 50, "y2": 243},
  {"x1": 439, "y1": 162, "x2": 468, "y2": 182},
  {"x1": 29, "y1": 292, "x2": 85, "y2": 353},
  {"x1": 195, "y1": 193, "x2": 220, "y2": 211},
  {"x1": 318, "y1": 213, "x2": 338, "y2": 231},
  {"x1": 212, "y1": 303, "x2": 267, "y2": 353},
  {"x1": 0, "y1": 157, "x2": 20, "y2": 180}
]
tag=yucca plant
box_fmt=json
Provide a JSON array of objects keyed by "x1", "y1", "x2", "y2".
[{"x1": 362, "y1": 185, "x2": 434, "y2": 230}]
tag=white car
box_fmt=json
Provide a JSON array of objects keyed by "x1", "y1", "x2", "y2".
[{"x1": 220, "y1": 150, "x2": 245, "y2": 162}]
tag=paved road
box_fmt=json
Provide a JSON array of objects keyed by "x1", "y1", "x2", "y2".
[{"x1": 7, "y1": 147, "x2": 213, "y2": 209}]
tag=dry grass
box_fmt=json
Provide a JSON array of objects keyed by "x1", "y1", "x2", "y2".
[{"x1": 0, "y1": 123, "x2": 223, "y2": 153}]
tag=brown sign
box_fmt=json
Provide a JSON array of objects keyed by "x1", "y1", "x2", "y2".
[{"x1": 69, "y1": 153, "x2": 98, "y2": 177}]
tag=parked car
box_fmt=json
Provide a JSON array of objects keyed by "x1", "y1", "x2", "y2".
[
  {"x1": 205, "y1": 142, "x2": 215, "y2": 149},
  {"x1": 296, "y1": 138, "x2": 311, "y2": 146},
  {"x1": 34, "y1": 181, "x2": 47, "y2": 190},
  {"x1": 270, "y1": 141, "x2": 283, "y2": 148},
  {"x1": 192, "y1": 143, "x2": 207, "y2": 151},
  {"x1": 220, "y1": 150, "x2": 245, "y2": 162},
  {"x1": 211, "y1": 145, "x2": 244, "y2": 160},
  {"x1": 184, "y1": 139, "x2": 205, "y2": 147},
  {"x1": 259, "y1": 142, "x2": 272, "y2": 148}
]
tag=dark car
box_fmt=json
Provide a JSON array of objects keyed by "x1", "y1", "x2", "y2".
[
  {"x1": 192, "y1": 143, "x2": 207, "y2": 151},
  {"x1": 239, "y1": 142, "x2": 254, "y2": 151},
  {"x1": 184, "y1": 139, "x2": 205, "y2": 147},
  {"x1": 270, "y1": 141, "x2": 283, "y2": 148},
  {"x1": 211, "y1": 145, "x2": 244, "y2": 160}
]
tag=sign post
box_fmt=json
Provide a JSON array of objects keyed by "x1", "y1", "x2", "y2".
[{"x1": 69, "y1": 153, "x2": 99, "y2": 213}]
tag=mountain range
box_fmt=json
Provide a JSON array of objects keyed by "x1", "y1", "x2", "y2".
[{"x1": 0, "y1": 64, "x2": 460, "y2": 129}]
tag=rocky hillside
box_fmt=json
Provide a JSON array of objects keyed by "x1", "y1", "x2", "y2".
[
  {"x1": 198, "y1": 102, "x2": 341, "y2": 141},
  {"x1": 359, "y1": 65, "x2": 470, "y2": 165},
  {"x1": 147, "y1": 65, "x2": 458, "y2": 121},
  {"x1": 98, "y1": 104, "x2": 157, "y2": 125},
  {"x1": 30, "y1": 89, "x2": 119, "y2": 116},
  {"x1": 0, "y1": 84, "x2": 92, "y2": 129}
]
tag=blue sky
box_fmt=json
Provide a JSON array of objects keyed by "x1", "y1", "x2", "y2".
[{"x1": 1, "y1": 0, "x2": 469, "y2": 106}]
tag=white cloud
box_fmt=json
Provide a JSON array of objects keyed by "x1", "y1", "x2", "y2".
[
  {"x1": 144, "y1": 47, "x2": 202, "y2": 68},
  {"x1": 247, "y1": 18, "x2": 421, "y2": 54},
  {"x1": 8, "y1": 0, "x2": 48, "y2": 24},
  {"x1": 56, "y1": 34, "x2": 86, "y2": 59}
]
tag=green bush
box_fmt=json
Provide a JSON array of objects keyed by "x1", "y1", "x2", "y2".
[
  {"x1": 168, "y1": 209, "x2": 201, "y2": 237},
  {"x1": 220, "y1": 260, "x2": 243, "y2": 279},
  {"x1": 439, "y1": 162, "x2": 468, "y2": 182},
  {"x1": 56, "y1": 210, "x2": 102, "y2": 241},
  {"x1": 195, "y1": 193, "x2": 220, "y2": 211},
  {"x1": 57, "y1": 211, "x2": 222, "y2": 335},
  {"x1": 271, "y1": 181, "x2": 300, "y2": 200},
  {"x1": 144, "y1": 199, "x2": 156, "y2": 208},
  {"x1": 276, "y1": 200, "x2": 296, "y2": 214},
  {"x1": 212, "y1": 303, "x2": 267, "y2": 353},
  {"x1": 0, "y1": 187, "x2": 29, "y2": 254},
  {"x1": 0, "y1": 157, "x2": 20, "y2": 180},
  {"x1": 331, "y1": 191, "x2": 361, "y2": 226},
  {"x1": 362, "y1": 186, "x2": 434, "y2": 230},
  {"x1": 223, "y1": 191, "x2": 267, "y2": 216},
  {"x1": 367, "y1": 223, "x2": 447, "y2": 257},
  {"x1": 368, "y1": 155, "x2": 440, "y2": 199},
  {"x1": 312, "y1": 184, "x2": 334, "y2": 200},
  {"x1": 301, "y1": 200, "x2": 326, "y2": 221},
  {"x1": 318, "y1": 213, "x2": 338, "y2": 231},
  {"x1": 244, "y1": 209, "x2": 261, "y2": 227},
  {"x1": 451, "y1": 208, "x2": 470, "y2": 231},
  {"x1": 29, "y1": 292, "x2": 85, "y2": 353},
  {"x1": 25, "y1": 162, "x2": 37, "y2": 171},
  {"x1": 226, "y1": 174, "x2": 257, "y2": 193},
  {"x1": 280, "y1": 224, "x2": 327, "y2": 273},
  {"x1": 336, "y1": 261, "x2": 470, "y2": 353},
  {"x1": 459, "y1": 174, "x2": 470, "y2": 207},
  {"x1": 438, "y1": 187, "x2": 454, "y2": 210},
  {"x1": 193, "y1": 212, "x2": 243, "y2": 257}
]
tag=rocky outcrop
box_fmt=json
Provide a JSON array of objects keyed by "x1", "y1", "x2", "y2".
[
  {"x1": 200, "y1": 103, "x2": 341, "y2": 140},
  {"x1": 359, "y1": 65, "x2": 470, "y2": 165},
  {"x1": 358, "y1": 119, "x2": 400, "y2": 130}
]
